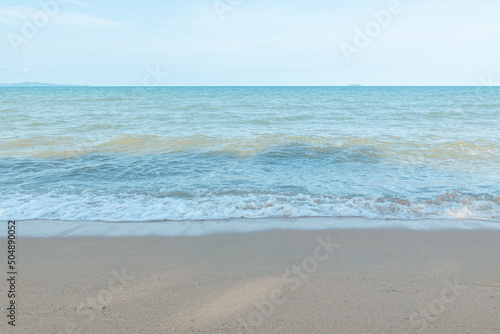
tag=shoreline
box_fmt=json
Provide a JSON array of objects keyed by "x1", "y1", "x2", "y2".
[
  {"x1": 2, "y1": 227, "x2": 499, "y2": 333},
  {"x1": 7, "y1": 217, "x2": 500, "y2": 238}
]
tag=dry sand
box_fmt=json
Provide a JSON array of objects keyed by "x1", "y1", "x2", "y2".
[{"x1": 1, "y1": 227, "x2": 500, "y2": 333}]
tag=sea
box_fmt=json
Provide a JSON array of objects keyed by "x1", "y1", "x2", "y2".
[{"x1": 1, "y1": 86, "x2": 499, "y2": 225}]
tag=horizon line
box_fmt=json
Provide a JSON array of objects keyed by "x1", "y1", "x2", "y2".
[{"x1": 1, "y1": 84, "x2": 498, "y2": 88}]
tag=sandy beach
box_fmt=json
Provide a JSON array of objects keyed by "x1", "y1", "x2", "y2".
[{"x1": 2, "y1": 225, "x2": 499, "y2": 333}]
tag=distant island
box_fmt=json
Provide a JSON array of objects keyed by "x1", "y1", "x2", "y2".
[
  {"x1": 0, "y1": 82, "x2": 81, "y2": 87},
  {"x1": 347, "y1": 84, "x2": 362, "y2": 87}
]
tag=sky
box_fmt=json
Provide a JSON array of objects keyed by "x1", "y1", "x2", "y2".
[{"x1": 0, "y1": 0, "x2": 499, "y2": 86}]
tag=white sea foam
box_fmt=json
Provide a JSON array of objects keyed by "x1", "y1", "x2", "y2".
[{"x1": 1, "y1": 191, "x2": 499, "y2": 223}]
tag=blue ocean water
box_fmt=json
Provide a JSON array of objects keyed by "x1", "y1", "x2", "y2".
[{"x1": 0, "y1": 87, "x2": 499, "y2": 222}]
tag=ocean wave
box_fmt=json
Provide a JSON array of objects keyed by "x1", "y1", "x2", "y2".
[
  {"x1": 1, "y1": 135, "x2": 499, "y2": 161},
  {"x1": 1, "y1": 191, "x2": 499, "y2": 222}
]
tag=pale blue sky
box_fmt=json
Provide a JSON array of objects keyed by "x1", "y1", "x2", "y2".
[{"x1": 0, "y1": 0, "x2": 499, "y2": 86}]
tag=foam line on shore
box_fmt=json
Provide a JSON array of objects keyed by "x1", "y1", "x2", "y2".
[{"x1": 6, "y1": 217, "x2": 500, "y2": 238}]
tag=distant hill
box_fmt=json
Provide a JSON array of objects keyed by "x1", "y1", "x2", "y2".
[{"x1": 0, "y1": 82, "x2": 81, "y2": 87}]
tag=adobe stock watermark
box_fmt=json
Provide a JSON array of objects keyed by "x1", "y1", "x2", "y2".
[
  {"x1": 237, "y1": 235, "x2": 340, "y2": 331},
  {"x1": 62, "y1": 267, "x2": 135, "y2": 334},
  {"x1": 142, "y1": 65, "x2": 169, "y2": 86},
  {"x1": 7, "y1": 0, "x2": 70, "y2": 54},
  {"x1": 340, "y1": 0, "x2": 403, "y2": 63},
  {"x1": 213, "y1": 0, "x2": 243, "y2": 21},
  {"x1": 478, "y1": 74, "x2": 499, "y2": 87},
  {"x1": 407, "y1": 278, "x2": 467, "y2": 333},
  {"x1": 475, "y1": 73, "x2": 499, "y2": 104}
]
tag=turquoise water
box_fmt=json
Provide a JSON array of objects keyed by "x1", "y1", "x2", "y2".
[{"x1": 1, "y1": 87, "x2": 499, "y2": 222}]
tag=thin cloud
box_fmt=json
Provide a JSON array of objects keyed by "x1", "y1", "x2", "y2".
[
  {"x1": 54, "y1": 12, "x2": 124, "y2": 28},
  {"x1": 0, "y1": 6, "x2": 35, "y2": 25},
  {"x1": 67, "y1": 0, "x2": 100, "y2": 10},
  {"x1": 0, "y1": 68, "x2": 35, "y2": 74},
  {"x1": 0, "y1": 5, "x2": 122, "y2": 28}
]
